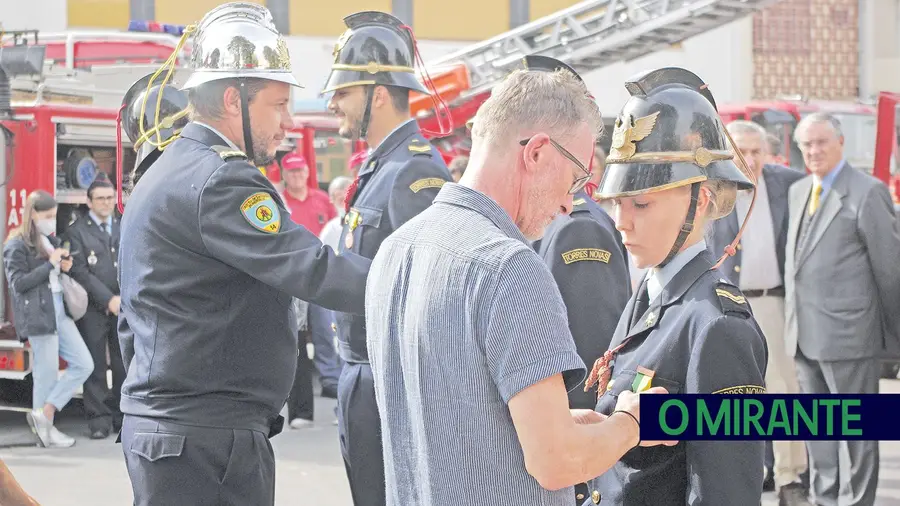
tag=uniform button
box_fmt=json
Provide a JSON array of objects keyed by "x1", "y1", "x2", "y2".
[
  {"x1": 331, "y1": 322, "x2": 337, "y2": 331},
  {"x1": 111, "y1": 247, "x2": 116, "y2": 253},
  {"x1": 576, "y1": 493, "x2": 585, "y2": 500},
  {"x1": 736, "y1": 243, "x2": 742, "y2": 251},
  {"x1": 592, "y1": 490, "x2": 601, "y2": 504},
  {"x1": 734, "y1": 265, "x2": 741, "y2": 273},
  {"x1": 114, "y1": 262, "x2": 118, "y2": 268}
]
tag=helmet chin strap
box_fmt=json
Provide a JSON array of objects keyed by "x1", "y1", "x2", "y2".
[
  {"x1": 358, "y1": 85, "x2": 375, "y2": 142},
  {"x1": 239, "y1": 79, "x2": 255, "y2": 164},
  {"x1": 658, "y1": 182, "x2": 701, "y2": 267},
  {"x1": 343, "y1": 85, "x2": 376, "y2": 215}
]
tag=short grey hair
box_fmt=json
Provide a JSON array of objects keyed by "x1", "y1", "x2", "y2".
[
  {"x1": 726, "y1": 120, "x2": 768, "y2": 141},
  {"x1": 470, "y1": 69, "x2": 602, "y2": 148},
  {"x1": 794, "y1": 112, "x2": 843, "y2": 143},
  {"x1": 328, "y1": 175, "x2": 351, "y2": 194}
]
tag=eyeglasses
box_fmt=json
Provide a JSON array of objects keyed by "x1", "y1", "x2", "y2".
[{"x1": 519, "y1": 137, "x2": 592, "y2": 194}]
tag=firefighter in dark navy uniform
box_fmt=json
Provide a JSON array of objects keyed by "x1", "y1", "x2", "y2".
[
  {"x1": 115, "y1": 4, "x2": 371, "y2": 505},
  {"x1": 320, "y1": 10, "x2": 452, "y2": 506},
  {"x1": 521, "y1": 56, "x2": 633, "y2": 506},
  {"x1": 63, "y1": 172, "x2": 125, "y2": 440},
  {"x1": 580, "y1": 67, "x2": 768, "y2": 506}
]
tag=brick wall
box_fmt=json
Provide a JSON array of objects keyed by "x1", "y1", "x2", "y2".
[{"x1": 752, "y1": 0, "x2": 859, "y2": 100}]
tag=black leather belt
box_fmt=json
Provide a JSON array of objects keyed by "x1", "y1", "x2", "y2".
[{"x1": 743, "y1": 286, "x2": 785, "y2": 298}]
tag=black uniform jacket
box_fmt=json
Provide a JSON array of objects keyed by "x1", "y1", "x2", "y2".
[
  {"x1": 65, "y1": 214, "x2": 120, "y2": 312},
  {"x1": 335, "y1": 119, "x2": 452, "y2": 364},
  {"x1": 117, "y1": 122, "x2": 371, "y2": 435},
  {"x1": 533, "y1": 191, "x2": 632, "y2": 410},
  {"x1": 584, "y1": 249, "x2": 768, "y2": 506}
]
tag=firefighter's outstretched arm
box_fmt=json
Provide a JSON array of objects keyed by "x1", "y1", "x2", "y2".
[{"x1": 198, "y1": 159, "x2": 370, "y2": 315}]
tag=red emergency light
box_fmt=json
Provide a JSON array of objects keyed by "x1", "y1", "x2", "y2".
[{"x1": 128, "y1": 20, "x2": 187, "y2": 37}]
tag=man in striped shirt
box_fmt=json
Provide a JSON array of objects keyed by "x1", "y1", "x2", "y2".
[{"x1": 365, "y1": 62, "x2": 674, "y2": 506}]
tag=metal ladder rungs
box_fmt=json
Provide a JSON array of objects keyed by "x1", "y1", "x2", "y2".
[{"x1": 430, "y1": 0, "x2": 781, "y2": 101}]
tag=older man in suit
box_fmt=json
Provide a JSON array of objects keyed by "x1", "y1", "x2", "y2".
[
  {"x1": 785, "y1": 112, "x2": 900, "y2": 506},
  {"x1": 707, "y1": 120, "x2": 808, "y2": 506}
]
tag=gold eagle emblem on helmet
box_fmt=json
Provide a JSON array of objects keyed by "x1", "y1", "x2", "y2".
[{"x1": 609, "y1": 110, "x2": 661, "y2": 160}]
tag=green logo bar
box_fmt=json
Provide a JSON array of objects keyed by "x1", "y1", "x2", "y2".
[{"x1": 656, "y1": 398, "x2": 864, "y2": 437}]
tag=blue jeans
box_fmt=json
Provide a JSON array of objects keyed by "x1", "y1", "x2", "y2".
[
  {"x1": 307, "y1": 304, "x2": 343, "y2": 391},
  {"x1": 29, "y1": 292, "x2": 94, "y2": 411}
]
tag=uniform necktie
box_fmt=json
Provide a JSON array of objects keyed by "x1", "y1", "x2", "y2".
[
  {"x1": 630, "y1": 278, "x2": 651, "y2": 329},
  {"x1": 808, "y1": 183, "x2": 823, "y2": 216},
  {"x1": 101, "y1": 222, "x2": 109, "y2": 235}
]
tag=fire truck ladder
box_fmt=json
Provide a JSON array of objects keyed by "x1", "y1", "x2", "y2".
[{"x1": 431, "y1": 0, "x2": 782, "y2": 98}]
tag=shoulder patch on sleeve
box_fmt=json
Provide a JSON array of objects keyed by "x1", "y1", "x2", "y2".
[
  {"x1": 715, "y1": 281, "x2": 751, "y2": 318},
  {"x1": 409, "y1": 177, "x2": 446, "y2": 193},
  {"x1": 712, "y1": 385, "x2": 767, "y2": 394},
  {"x1": 561, "y1": 248, "x2": 611, "y2": 265},
  {"x1": 211, "y1": 145, "x2": 248, "y2": 162},
  {"x1": 240, "y1": 192, "x2": 281, "y2": 234}
]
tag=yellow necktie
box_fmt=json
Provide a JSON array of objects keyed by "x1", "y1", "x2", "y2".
[{"x1": 808, "y1": 183, "x2": 823, "y2": 216}]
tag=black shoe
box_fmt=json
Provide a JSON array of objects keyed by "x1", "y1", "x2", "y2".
[
  {"x1": 90, "y1": 428, "x2": 110, "y2": 440},
  {"x1": 778, "y1": 482, "x2": 812, "y2": 506},
  {"x1": 321, "y1": 385, "x2": 338, "y2": 399},
  {"x1": 763, "y1": 467, "x2": 775, "y2": 492}
]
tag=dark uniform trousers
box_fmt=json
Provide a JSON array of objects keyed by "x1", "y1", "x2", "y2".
[
  {"x1": 337, "y1": 362, "x2": 383, "y2": 506},
  {"x1": 79, "y1": 310, "x2": 125, "y2": 428},
  {"x1": 121, "y1": 415, "x2": 275, "y2": 506},
  {"x1": 115, "y1": 123, "x2": 371, "y2": 506},
  {"x1": 582, "y1": 250, "x2": 767, "y2": 506},
  {"x1": 531, "y1": 191, "x2": 632, "y2": 506},
  {"x1": 287, "y1": 329, "x2": 315, "y2": 422},
  {"x1": 65, "y1": 214, "x2": 125, "y2": 432},
  {"x1": 334, "y1": 119, "x2": 451, "y2": 506}
]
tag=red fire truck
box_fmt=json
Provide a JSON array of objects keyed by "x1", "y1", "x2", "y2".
[
  {"x1": 0, "y1": 23, "x2": 375, "y2": 408},
  {"x1": 0, "y1": 26, "x2": 191, "y2": 408},
  {"x1": 872, "y1": 91, "x2": 900, "y2": 200}
]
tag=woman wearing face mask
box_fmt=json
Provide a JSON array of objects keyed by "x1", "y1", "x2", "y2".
[
  {"x1": 3, "y1": 190, "x2": 93, "y2": 448},
  {"x1": 580, "y1": 68, "x2": 768, "y2": 506}
]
